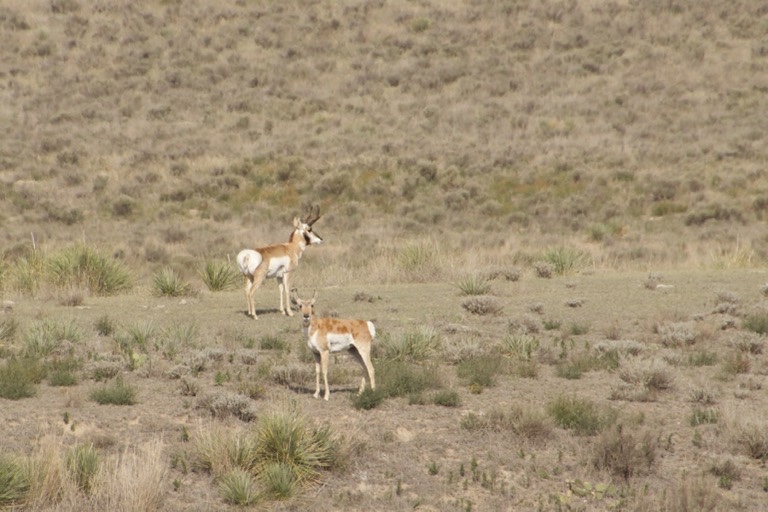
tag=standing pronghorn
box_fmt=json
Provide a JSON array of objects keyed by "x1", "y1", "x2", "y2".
[
  {"x1": 292, "y1": 290, "x2": 376, "y2": 401},
  {"x1": 236, "y1": 205, "x2": 322, "y2": 319}
]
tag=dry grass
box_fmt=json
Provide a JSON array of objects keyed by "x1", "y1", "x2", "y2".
[{"x1": 2, "y1": 0, "x2": 768, "y2": 510}]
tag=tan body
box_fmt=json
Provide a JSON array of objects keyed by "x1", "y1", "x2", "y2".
[
  {"x1": 237, "y1": 207, "x2": 322, "y2": 319},
  {"x1": 293, "y1": 291, "x2": 376, "y2": 401}
]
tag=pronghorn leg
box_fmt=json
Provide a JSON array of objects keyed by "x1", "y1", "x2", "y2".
[
  {"x1": 243, "y1": 276, "x2": 254, "y2": 318},
  {"x1": 350, "y1": 345, "x2": 376, "y2": 393},
  {"x1": 245, "y1": 267, "x2": 268, "y2": 319},
  {"x1": 320, "y1": 350, "x2": 331, "y2": 401},
  {"x1": 312, "y1": 352, "x2": 322, "y2": 399},
  {"x1": 277, "y1": 275, "x2": 294, "y2": 316}
]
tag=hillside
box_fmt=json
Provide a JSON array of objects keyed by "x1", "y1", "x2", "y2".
[{"x1": 1, "y1": 0, "x2": 768, "y2": 278}]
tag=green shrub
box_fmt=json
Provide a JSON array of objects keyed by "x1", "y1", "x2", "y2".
[
  {"x1": 380, "y1": 327, "x2": 441, "y2": 361},
  {"x1": 432, "y1": 389, "x2": 461, "y2": 407},
  {"x1": 743, "y1": 313, "x2": 768, "y2": 335},
  {"x1": 688, "y1": 350, "x2": 717, "y2": 367},
  {"x1": 350, "y1": 387, "x2": 387, "y2": 410},
  {"x1": 457, "y1": 355, "x2": 505, "y2": 392},
  {"x1": 66, "y1": 444, "x2": 100, "y2": 495},
  {"x1": 95, "y1": 315, "x2": 115, "y2": 336},
  {"x1": 199, "y1": 260, "x2": 240, "y2": 292},
  {"x1": 6, "y1": 251, "x2": 46, "y2": 294},
  {"x1": 377, "y1": 360, "x2": 441, "y2": 398},
  {"x1": 260, "y1": 335, "x2": 288, "y2": 351},
  {"x1": 0, "y1": 358, "x2": 45, "y2": 400},
  {"x1": 153, "y1": 267, "x2": 191, "y2": 297},
  {"x1": 48, "y1": 370, "x2": 78, "y2": 387},
  {"x1": 547, "y1": 395, "x2": 613, "y2": 436},
  {"x1": 90, "y1": 376, "x2": 137, "y2": 405},
  {"x1": 48, "y1": 245, "x2": 132, "y2": 295},
  {"x1": 0, "y1": 453, "x2": 29, "y2": 507}
]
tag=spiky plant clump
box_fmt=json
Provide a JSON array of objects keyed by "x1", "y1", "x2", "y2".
[
  {"x1": 199, "y1": 260, "x2": 240, "y2": 292},
  {"x1": 153, "y1": 267, "x2": 191, "y2": 297},
  {"x1": 48, "y1": 245, "x2": 132, "y2": 295},
  {"x1": 0, "y1": 453, "x2": 30, "y2": 507},
  {"x1": 254, "y1": 413, "x2": 343, "y2": 484},
  {"x1": 454, "y1": 274, "x2": 491, "y2": 296},
  {"x1": 66, "y1": 444, "x2": 100, "y2": 495},
  {"x1": 219, "y1": 469, "x2": 261, "y2": 506},
  {"x1": 547, "y1": 395, "x2": 614, "y2": 436}
]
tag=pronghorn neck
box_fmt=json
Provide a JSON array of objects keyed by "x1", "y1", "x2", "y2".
[{"x1": 288, "y1": 229, "x2": 308, "y2": 252}]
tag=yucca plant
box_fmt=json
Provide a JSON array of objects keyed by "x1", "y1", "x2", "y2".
[
  {"x1": 0, "y1": 453, "x2": 30, "y2": 506},
  {"x1": 454, "y1": 274, "x2": 491, "y2": 296},
  {"x1": 261, "y1": 462, "x2": 300, "y2": 500},
  {"x1": 48, "y1": 245, "x2": 132, "y2": 295},
  {"x1": 254, "y1": 413, "x2": 342, "y2": 484},
  {"x1": 22, "y1": 318, "x2": 82, "y2": 358},
  {"x1": 218, "y1": 469, "x2": 261, "y2": 506},
  {"x1": 542, "y1": 246, "x2": 591, "y2": 275},
  {"x1": 379, "y1": 327, "x2": 441, "y2": 361},
  {"x1": 199, "y1": 260, "x2": 240, "y2": 291},
  {"x1": 153, "y1": 267, "x2": 191, "y2": 297}
]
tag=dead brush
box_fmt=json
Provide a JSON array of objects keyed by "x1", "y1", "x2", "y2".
[
  {"x1": 592, "y1": 425, "x2": 658, "y2": 481},
  {"x1": 462, "y1": 296, "x2": 502, "y2": 316},
  {"x1": 197, "y1": 391, "x2": 257, "y2": 422},
  {"x1": 656, "y1": 321, "x2": 698, "y2": 347},
  {"x1": 729, "y1": 332, "x2": 764, "y2": 355}
]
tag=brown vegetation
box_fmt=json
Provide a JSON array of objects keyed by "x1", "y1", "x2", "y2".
[{"x1": 2, "y1": 1, "x2": 768, "y2": 510}]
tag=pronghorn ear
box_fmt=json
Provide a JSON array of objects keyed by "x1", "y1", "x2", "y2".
[
  {"x1": 290, "y1": 288, "x2": 299, "y2": 305},
  {"x1": 310, "y1": 290, "x2": 318, "y2": 305},
  {"x1": 293, "y1": 216, "x2": 301, "y2": 228}
]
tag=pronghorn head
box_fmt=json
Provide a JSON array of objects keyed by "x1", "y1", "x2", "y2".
[
  {"x1": 291, "y1": 289, "x2": 318, "y2": 325},
  {"x1": 292, "y1": 204, "x2": 323, "y2": 246}
]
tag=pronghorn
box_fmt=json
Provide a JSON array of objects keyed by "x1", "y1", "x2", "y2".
[
  {"x1": 236, "y1": 205, "x2": 322, "y2": 319},
  {"x1": 291, "y1": 290, "x2": 376, "y2": 401}
]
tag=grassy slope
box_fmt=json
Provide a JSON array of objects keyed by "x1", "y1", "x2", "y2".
[{"x1": 1, "y1": 0, "x2": 768, "y2": 279}]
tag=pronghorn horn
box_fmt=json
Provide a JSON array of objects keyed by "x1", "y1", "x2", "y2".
[{"x1": 304, "y1": 204, "x2": 321, "y2": 226}]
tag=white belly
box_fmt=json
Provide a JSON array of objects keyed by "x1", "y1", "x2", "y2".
[
  {"x1": 309, "y1": 332, "x2": 355, "y2": 353},
  {"x1": 265, "y1": 255, "x2": 291, "y2": 278}
]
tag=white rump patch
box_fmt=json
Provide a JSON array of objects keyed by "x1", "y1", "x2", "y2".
[
  {"x1": 366, "y1": 321, "x2": 376, "y2": 339},
  {"x1": 237, "y1": 249, "x2": 262, "y2": 276}
]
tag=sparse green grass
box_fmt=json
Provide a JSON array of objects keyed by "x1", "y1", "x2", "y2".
[
  {"x1": 260, "y1": 334, "x2": 288, "y2": 351},
  {"x1": 592, "y1": 426, "x2": 657, "y2": 481},
  {"x1": 66, "y1": 444, "x2": 100, "y2": 495},
  {"x1": 90, "y1": 376, "x2": 137, "y2": 405},
  {"x1": 95, "y1": 315, "x2": 115, "y2": 336},
  {"x1": 0, "y1": 318, "x2": 18, "y2": 343},
  {"x1": 200, "y1": 260, "x2": 240, "y2": 292}
]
